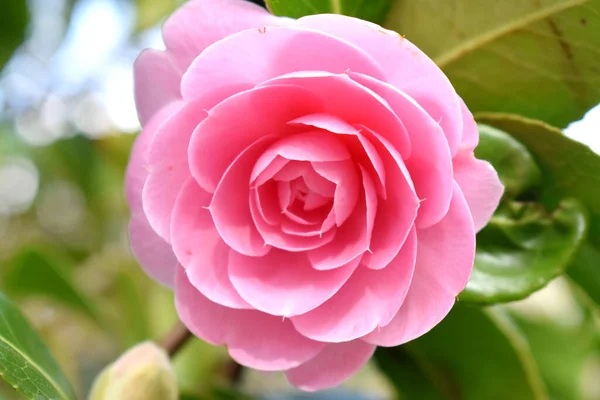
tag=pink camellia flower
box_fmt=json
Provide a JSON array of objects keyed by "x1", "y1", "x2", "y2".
[{"x1": 126, "y1": 0, "x2": 504, "y2": 391}]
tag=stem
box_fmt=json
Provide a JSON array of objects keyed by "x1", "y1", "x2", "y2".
[{"x1": 160, "y1": 321, "x2": 193, "y2": 358}]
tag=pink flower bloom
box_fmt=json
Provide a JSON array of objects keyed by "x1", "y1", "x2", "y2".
[{"x1": 127, "y1": 0, "x2": 503, "y2": 391}]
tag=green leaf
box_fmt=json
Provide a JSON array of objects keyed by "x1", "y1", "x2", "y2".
[
  {"x1": 0, "y1": 291, "x2": 76, "y2": 399},
  {"x1": 2, "y1": 246, "x2": 98, "y2": 320},
  {"x1": 567, "y1": 243, "x2": 600, "y2": 307},
  {"x1": 462, "y1": 198, "x2": 588, "y2": 303},
  {"x1": 384, "y1": 0, "x2": 600, "y2": 127},
  {"x1": 375, "y1": 305, "x2": 547, "y2": 400},
  {"x1": 475, "y1": 124, "x2": 542, "y2": 198},
  {"x1": 135, "y1": 0, "x2": 180, "y2": 31},
  {"x1": 475, "y1": 113, "x2": 600, "y2": 245},
  {"x1": 266, "y1": 0, "x2": 392, "y2": 24},
  {"x1": 0, "y1": 0, "x2": 28, "y2": 69}
]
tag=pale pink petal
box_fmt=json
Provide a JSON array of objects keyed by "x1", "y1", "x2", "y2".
[
  {"x1": 175, "y1": 267, "x2": 325, "y2": 371},
  {"x1": 181, "y1": 26, "x2": 385, "y2": 101},
  {"x1": 453, "y1": 151, "x2": 503, "y2": 232},
  {"x1": 312, "y1": 160, "x2": 359, "y2": 227},
  {"x1": 297, "y1": 14, "x2": 462, "y2": 155},
  {"x1": 228, "y1": 251, "x2": 360, "y2": 317},
  {"x1": 126, "y1": 102, "x2": 182, "y2": 287},
  {"x1": 459, "y1": 97, "x2": 479, "y2": 151},
  {"x1": 134, "y1": 49, "x2": 182, "y2": 126},
  {"x1": 289, "y1": 114, "x2": 387, "y2": 198},
  {"x1": 143, "y1": 89, "x2": 228, "y2": 242},
  {"x1": 292, "y1": 229, "x2": 416, "y2": 342},
  {"x1": 170, "y1": 179, "x2": 250, "y2": 309},
  {"x1": 350, "y1": 72, "x2": 453, "y2": 228},
  {"x1": 128, "y1": 214, "x2": 178, "y2": 288},
  {"x1": 285, "y1": 341, "x2": 376, "y2": 392},
  {"x1": 189, "y1": 84, "x2": 324, "y2": 193},
  {"x1": 210, "y1": 136, "x2": 276, "y2": 257},
  {"x1": 252, "y1": 156, "x2": 289, "y2": 185},
  {"x1": 162, "y1": 0, "x2": 288, "y2": 72},
  {"x1": 259, "y1": 72, "x2": 411, "y2": 158},
  {"x1": 358, "y1": 127, "x2": 419, "y2": 270},
  {"x1": 272, "y1": 162, "x2": 336, "y2": 198},
  {"x1": 363, "y1": 183, "x2": 475, "y2": 346}
]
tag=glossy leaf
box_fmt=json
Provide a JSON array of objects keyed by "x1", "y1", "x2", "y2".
[
  {"x1": 375, "y1": 305, "x2": 547, "y2": 400},
  {"x1": 0, "y1": 0, "x2": 28, "y2": 69},
  {"x1": 567, "y1": 243, "x2": 600, "y2": 307},
  {"x1": 476, "y1": 113, "x2": 600, "y2": 245},
  {"x1": 385, "y1": 0, "x2": 600, "y2": 127},
  {"x1": 475, "y1": 124, "x2": 542, "y2": 198},
  {"x1": 266, "y1": 0, "x2": 392, "y2": 24},
  {"x1": 2, "y1": 246, "x2": 98, "y2": 320},
  {"x1": 0, "y1": 291, "x2": 76, "y2": 400},
  {"x1": 462, "y1": 199, "x2": 587, "y2": 303}
]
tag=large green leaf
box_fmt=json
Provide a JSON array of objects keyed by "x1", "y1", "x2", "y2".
[
  {"x1": 375, "y1": 305, "x2": 546, "y2": 399},
  {"x1": 1, "y1": 246, "x2": 98, "y2": 320},
  {"x1": 0, "y1": 0, "x2": 28, "y2": 69},
  {"x1": 266, "y1": 0, "x2": 392, "y2": 24},
  {"x1": 0, "y1": 291, "x2": 76, "y2": 399},
  {"x1": 567, "y1": 243, "x2": 600, "y2": 307},
  {"x1": 385, "y1": 0, "x2": 600, "y2": 127},
  {"x1": 462, "y1": 199, "x2": 587, "y2": 303}
]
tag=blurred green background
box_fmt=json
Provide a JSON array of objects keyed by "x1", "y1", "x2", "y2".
[{"x1": 0, "y1": 0, "x2": 599, "y2": 399}]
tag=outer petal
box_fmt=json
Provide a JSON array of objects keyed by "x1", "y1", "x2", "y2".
[
  {"x1": 126, "y1": 103, "x2": 181, "y2": 287},
  {"x1": 134, "y1": 50, "x2": 182, "y2": 126},
  {"x1": 176, "y1": 267, "x2": 325, "y2": 371},
  {"x1": 459, "y1": 97, "x2": 479, "y2": 151},
  {"x1": 163, "y1": 0, "x2": 288, "y2": 72},
  {"x1": 228, "y1": 251, "x2": 360, "y2": 317},
  {"x1": 296, "y1": 14, "x2": 462, "y2": 156},
  {"x1": 170, "y1": 179, "x2": 250, "y2": 309},
  {"x1": 364, "y1": 182, "x2": 475, "y2": 346},
  {"x1": 292, "y1": 229, "x2": 416, "y2": 342},
  {"x1": 181, "y1": 26, "x2": 386, "y2": 102},
  {"x1": 285, "y1": 341, "x2": 376, "y2": 392},
  {"x1": 453, "y1": 151, "x2": 504, "y2": 232}
]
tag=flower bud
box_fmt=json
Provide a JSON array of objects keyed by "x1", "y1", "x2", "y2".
[{"x1": 88, "y1": 341, "x2": 178, "y2": 400}]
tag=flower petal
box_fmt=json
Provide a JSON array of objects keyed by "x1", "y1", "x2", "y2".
[
  {"x1": 175, "y1": 267, "x2": 325, "y2": 371},
  {"x1": 171, "y1": 178, "x2": 250, "y2": 309},
  {"x1": 133, "y1": 49, "x2": 182, "y2": 126},
  {"x1": 189, "y1": 84, "x2": 324, "y2": 193},
  {"x1": 285, "y1": 340, "x2": 375, "y2": 392},
  {"x1": 163, "y1": 0, "x2": 288, "y2": 72},
  {"x1": 453, "y1": 151, "x2": 504, "y2": 232},
  {"x1": 228, "y1": 250, "x2": 359, "y2": 317},
  {"x1": 181, "y1": 26, "x2": 385, "y2": 101},
  {"x1": 292, "y1": 228, "x2": 416, "y2": 342},
  {"x1": 363, "y1": 182, "x2": 475, "y2": 346},
  {"x1": 296, "y1": 14, "x2": 462, "y2": 156}
]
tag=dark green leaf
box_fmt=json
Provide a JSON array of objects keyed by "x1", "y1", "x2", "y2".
[
  {"x1": 266, "y1": 0, "x2": 392, "y2": 24},
  {"x1": 384, "y1": 0, "x2": 600, "y2": 127},
  {"x1": 2, "y1": 246, "x2": 98, "y2": 320},
  {"x1": 375, "y1": 305, "x2": 546, "y2": 400},
  {"x1": 567, "y1": 243, "x2": 600, "y2": 307},
  {"x1": 462, "y1": 198, "x2": 587, "y2": 303},
  {"x1": 0, "y1": 0, "x2": 28, "y2": 69},
  {"x1": 0, "y1": 291, "x2": 76, "y2": 399}
]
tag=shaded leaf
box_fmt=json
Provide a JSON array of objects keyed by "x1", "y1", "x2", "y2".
[
  {"x1": 0, "y1": 291, "x2": 76, "y2": 399},
  {"x1": 266, "y1": 0, "x2": 392, "y2": 24},
  {"x1": 0, "y1": 0, "x2": 28, "y2": 69},
  {"x1": 385, "y1": 0, "x2": 600, "y2": 127},
  {"x1": 462, "y1": 198, "x2": 587, "y2": 303},
  {"x1": 2, "y1": 246, "x2": 98, "y2": 320},
  {"x1": 567, "y1": 243, "x2": 600, "y2": 307},
  {"x1": 375, "y1": 305, "x2": 546, "y2": 400}
]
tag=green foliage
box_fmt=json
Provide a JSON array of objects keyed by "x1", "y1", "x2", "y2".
[
  {"x1": 135, "y1": 0, "x2": 181, "y2": 31},
  {"x1": 0, "y1": 0, "x2": 28, "y2": 70},
  {"x1": 375, "y1": 305, "x2": 547, "y2": 400},
  {"x1": 0, "y1": 291, "x2": 76, "y2": 400},
  {"x1": 384, "y1": 0, "x2": 600, "y2": 128},
  {"x1": 266, "y1": 0, "x2": 392, "y2": 24}
]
